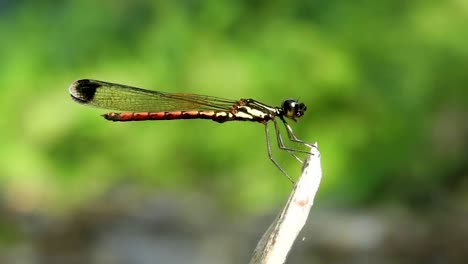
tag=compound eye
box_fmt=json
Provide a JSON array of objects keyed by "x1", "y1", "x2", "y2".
[{"x1": 282, "y1": 99, "x2": 298, "y2": 119}]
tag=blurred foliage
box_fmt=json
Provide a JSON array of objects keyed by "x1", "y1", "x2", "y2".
[{"x1": 0, "y1": 0, "x2": 467, "y2": 216}]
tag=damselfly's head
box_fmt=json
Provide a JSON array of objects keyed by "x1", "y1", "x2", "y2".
[{"x1": 282, "y1": 99, "x2": 307, "y2": 122}]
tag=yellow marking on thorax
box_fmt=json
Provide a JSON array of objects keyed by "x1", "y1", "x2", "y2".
[
  {"x1": 239, "y1": 106, "x2": 270, "y2": 119},
  {"x1": 234, "y1": 111, "x2": 254, "y2": 120}
]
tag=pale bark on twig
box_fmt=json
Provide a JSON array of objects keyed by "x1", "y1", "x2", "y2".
[{"x1": 249, "y1": 143, "x2": 322, "y2": 264}]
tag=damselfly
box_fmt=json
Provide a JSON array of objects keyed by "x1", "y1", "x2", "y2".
[{"x1": 69, "y1": 79, "x2": 312, "y2": 182}]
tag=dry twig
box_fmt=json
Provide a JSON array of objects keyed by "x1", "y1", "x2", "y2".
[{"x1": 249, "y1": 143, "x2": 322, "y2": 264}]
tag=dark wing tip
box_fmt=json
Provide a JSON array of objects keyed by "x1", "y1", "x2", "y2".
[{"x1": 69, "y1": 79, "x2": 101, "y2": 104}]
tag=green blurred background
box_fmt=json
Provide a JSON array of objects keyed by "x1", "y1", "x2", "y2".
[{"x1": 1, "y1": 0, "x2": 467, "y2": 263}]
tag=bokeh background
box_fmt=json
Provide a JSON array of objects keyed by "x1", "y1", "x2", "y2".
[{"x1": 1, "y1": 1, "x2": 467, "y2": 263}]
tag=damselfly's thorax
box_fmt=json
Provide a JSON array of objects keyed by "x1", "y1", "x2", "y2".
[{"x1": 231, "y1": 99, "x2": 276, "y2": 122}]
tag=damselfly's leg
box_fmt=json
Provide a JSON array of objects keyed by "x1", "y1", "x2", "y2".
[
  {"x1": 272, "y1": 118, "x2": 312, "y2": 156},
  {"x1": 281, "y1": 118, "x2": 315, "y2": 150},
  {"x1": 272, "y1": 119, "x2": 303, "y2": 163},
  {"x1": 264, "y1": 124, "x2": 294, "y2": 183}
]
